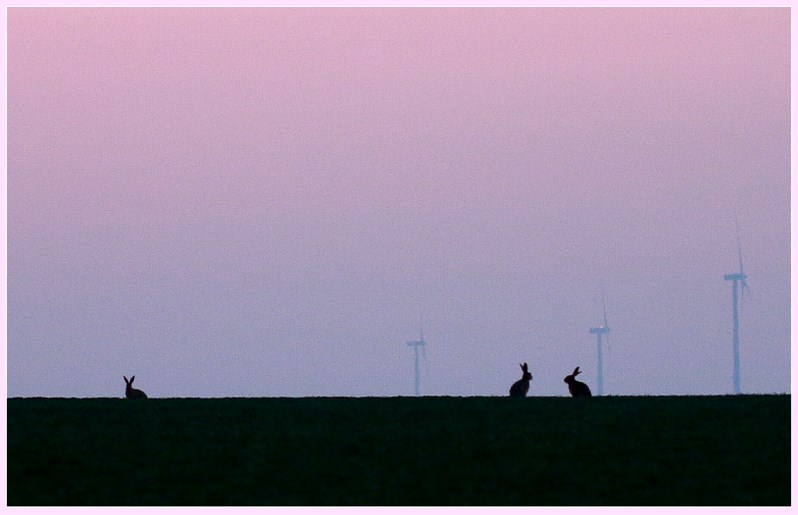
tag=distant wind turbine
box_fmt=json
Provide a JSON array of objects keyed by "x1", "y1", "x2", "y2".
[
  {"x1": 589, "y1": 295, "x2": 610, "y2": 396},
  {"x1": 723, "y1": 221, "x2": 750, "y2": 395},
  {"x1": 405, "y1": 318, "x2": 427, "y2": 397}
]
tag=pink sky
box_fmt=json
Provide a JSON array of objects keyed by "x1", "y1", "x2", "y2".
[{"x1": 7, "y1": 8, "x2": 790, "y2": 397}]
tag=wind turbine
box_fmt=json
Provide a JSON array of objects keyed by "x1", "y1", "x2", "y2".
[
  {"x1": 589, "y1": 296, "x2": 610, "y2": 396},
  {"x1": 405, "y1": 318, "x2": 426, "y2": 396},
  {"x1": 724, "y1": 221, "x2": 749, "y2": 395}
]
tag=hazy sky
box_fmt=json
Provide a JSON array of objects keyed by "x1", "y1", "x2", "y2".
[{"x1": 7, "y1": 7, "x2": 790, "y2": 398}]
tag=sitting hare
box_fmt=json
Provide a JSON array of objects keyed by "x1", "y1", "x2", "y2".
[
  {"x1": 124, "y1": 375, "x2": 148, "y2": 399},
  {"x1": 564, "y1": 367, "x2": 592, "y2": 397},
  {"x1": 509, "y1": 362, "x2": 533, "y2": 398}
]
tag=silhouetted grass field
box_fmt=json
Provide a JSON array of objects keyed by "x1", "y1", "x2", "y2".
[{"x1": 7, "y1": 395, "x2": 789, "y2": 506}]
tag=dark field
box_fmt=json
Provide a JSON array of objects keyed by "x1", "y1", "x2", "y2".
[{"x1": 7, "y1": 395, "x2": 790, "y2": 506}]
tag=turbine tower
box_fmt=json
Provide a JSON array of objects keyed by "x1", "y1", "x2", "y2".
[
  {"x1": 589, "y1": 296, "x2": 610, "y2": 396},
  {"x1": 405, "y1": 319, "x2": 426, "y2": 396},
  {"x1": 724, "y1": 221, "x2": 749, "y2": 395}
]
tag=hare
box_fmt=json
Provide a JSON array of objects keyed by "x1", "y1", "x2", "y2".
[
  {"x1": 564, "y1": 367, "x2": 592, "y2": 397},
  {"x1": 509, "y1": 362, "x2": 533, "y2": 398},
  {"x1": 124, "y1": 375, "x2": 148, "y2": 399}
]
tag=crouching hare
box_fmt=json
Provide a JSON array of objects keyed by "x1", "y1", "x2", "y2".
[
  {"x1": 564, "y1": 367, "x2": 592, "y2": 397},
  {"x1": 124, "y1": 375, "x2": 148, "y2": 399}
]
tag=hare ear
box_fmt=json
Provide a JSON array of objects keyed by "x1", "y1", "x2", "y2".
[
  {"x1": 573, "y1": 367, "x2": 580, "y2": 376},
  {"x1": 124, "y1": 376, "x2": 129, "y2": 384},
  {"x1": 130, "y1": 375, "x2": 135, "y2": 384}
]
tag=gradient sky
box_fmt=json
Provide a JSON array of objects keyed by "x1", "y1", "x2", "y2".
[{"x1": 7, "y1": 7, "x2": 790, "y2": 398}]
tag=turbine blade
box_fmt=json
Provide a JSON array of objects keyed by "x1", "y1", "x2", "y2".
[
  {"x1": 421, "y1": 342, "x2": 427, "y2": 380},
  {"x1": 736, "y1": 218, "x2": 745, "y2": 275},
  {"x1": 741, "y1": 278, "x2": 750, "y2": 304}
]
